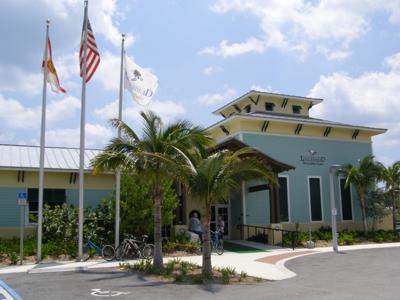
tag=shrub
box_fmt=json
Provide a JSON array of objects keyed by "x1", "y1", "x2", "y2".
[
  {"x1": 217, "y1": 266, "x2": 236, "y2": 284},
  {"x1": 131, "y1": 259, "x2": 155, "y2": 274},
  {"x1": 313, "y1": 226, "x2": 332, "y2": 241},
  {"x1": 247, "y1": 233, "x2": 268, "y2": 243},
  {"x1": 9, "y1": 253, "x2": 18, "y2": 265},
  {"x1": 338, "y1": 231, "x2": 354, "y2": 245}
]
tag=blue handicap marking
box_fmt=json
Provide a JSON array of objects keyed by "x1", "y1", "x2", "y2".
[
  {"x1": 17, "y1": 192, "x2": 27, "y2": 200},
  {"x1": 0, "y1": 280, "x2": 23, "y2": 300}
]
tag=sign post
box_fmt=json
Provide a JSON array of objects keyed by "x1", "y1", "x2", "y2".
[{"x1": 18, "y1": 192, "x2": 28, "y2": 265}]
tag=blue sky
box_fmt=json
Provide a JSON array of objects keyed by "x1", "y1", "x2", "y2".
[{"x1": 0, "y1": 0, "x2": 399, "y2": 165}]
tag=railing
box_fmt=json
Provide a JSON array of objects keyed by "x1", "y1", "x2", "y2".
[{"x1": 237, "y1": 224, "x2": 299, "y2": 250}]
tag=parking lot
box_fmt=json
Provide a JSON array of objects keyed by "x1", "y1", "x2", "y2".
[{"x1": 1, "y1": 247, "x2": 399, "y2": 300}]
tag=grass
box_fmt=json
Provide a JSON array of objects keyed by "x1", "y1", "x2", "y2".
[{"x1": 119, "y1": 259, "x2": 265, "y2": 285}]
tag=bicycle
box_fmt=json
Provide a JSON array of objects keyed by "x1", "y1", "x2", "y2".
[
  {"x1": 195, "y1": 229, "x2": 224, "y2": 256},
  {"x1": 113, "y1": 234, "x2": 154, "y2": 261},
  {"x1": 210, "y1": 229, "x2": 224, "y2": 255},
  {"x1": 82, "y1": 238, "x2": 115, "y2": 261}
]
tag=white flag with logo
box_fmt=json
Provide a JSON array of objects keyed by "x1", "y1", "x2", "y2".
[{"x1": 124, "y1": 55, "x2": 158, "y2": 106}]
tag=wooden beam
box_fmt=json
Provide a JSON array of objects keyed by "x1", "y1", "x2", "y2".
[
  {"x1": 294, "y1": 124, "x2": 303, "y2": 135},
  {"x1": 220, "y1": 112, "x2": 226, "y2": 118},
  {"x1": 220, "y1": 125, "x2": 230, "y2": 136},
  {"x1": 323, "y1": 126, "x2": 332, "y2": 137},
  {"x1": 352, "y1": 129, "x2": 360, "y2": 140},
  {"x1": 233, "y1": 104, "x2": 241, "y2": 113},
  {"x1": 281, "y1": 97, "x2": 289, "y2": 108},
  {"x1": 249, "y1": 95, "x2": 260, "y2": 105},
  {"x1": 261, "y1": 121, "x2": 270, "y2": 132}
]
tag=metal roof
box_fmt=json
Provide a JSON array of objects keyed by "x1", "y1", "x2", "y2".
[
  {"x1": 207, "y1": 111, "x2": 387, "y2": 134},
  {"x1": 0, "y1": 144, "x2": 102, "y2": 172},
  {"x1": 212, "y1": 90, "x2": 323, "y2": 115}
]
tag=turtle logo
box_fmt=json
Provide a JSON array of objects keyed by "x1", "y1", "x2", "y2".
[
  {"x1": 131, "y1": 69, "x2": 143, "y2": 81},
  {"x1": 308, "y1": 149, "x2": 317, "y2": 156}
]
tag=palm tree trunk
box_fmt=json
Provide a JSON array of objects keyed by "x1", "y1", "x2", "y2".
[
  {"x1": 392, "y1": 193, "x2": 397, "y2": 231},
  {"x1": 359, "y1": 195, "x2": 368, "y2": 233},
  {"x1": 153, "y1": 184, "x2": 163, "y2": 270},
  {"x1": 202, "y1": 205, "x2": 212, "y2": 277}
]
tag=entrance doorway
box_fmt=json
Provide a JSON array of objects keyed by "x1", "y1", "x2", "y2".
[{"x1": 210, "y1": 204, "x2": 230, "y2": 239}]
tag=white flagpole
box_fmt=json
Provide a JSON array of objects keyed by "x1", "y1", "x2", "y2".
[
  {"x1": 115, "y1": 34, "x2": 125, "y2": 248},
  {"x1": 37, "y1": 19, "x2": 50, "y2": 262},
  {"x1": 78, "y1": 0, "x2": 89, "y2": 260}
]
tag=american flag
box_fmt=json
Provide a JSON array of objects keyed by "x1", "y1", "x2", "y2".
[{"x1": 80, "y1": 18, "x2": 100, "y2": 82}]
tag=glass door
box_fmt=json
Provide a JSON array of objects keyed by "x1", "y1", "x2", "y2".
[{"x1": 210, "y1": 204, "x2": 229, "y2": 239}]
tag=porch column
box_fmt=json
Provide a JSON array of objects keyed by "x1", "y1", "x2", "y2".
[
  {"x1": 241, "y1": 181, "x2": 246, "y2": 224},
  {"x1": 269, "y1": 173, "x2": 280, "y2": 224}
]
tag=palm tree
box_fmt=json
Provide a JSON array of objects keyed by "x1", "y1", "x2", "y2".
[
  {"x1": 377, "y1": 161, "x2": 400, "y2": 231},
  {"x1": 181, "y1": 148, "x2": 277, "y2": 276},
  {"x1": 91, "y1": 111, "x2": 212, "y2": 270},
  {"x1": 339, "y1": 155, "x2": 381, "y2": 233}
]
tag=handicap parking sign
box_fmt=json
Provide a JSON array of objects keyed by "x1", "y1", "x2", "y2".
[{"x1": 17, "y1": 192, "x2": 27, "y2": 206}]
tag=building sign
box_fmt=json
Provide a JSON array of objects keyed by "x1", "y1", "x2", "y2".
[{"x1": 300, "y1": 149, "x2": 326, "y2": 165}]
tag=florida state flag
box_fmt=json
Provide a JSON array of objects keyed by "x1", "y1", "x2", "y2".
[{"x1": 42, "y1": 38, "x2": 66, "y2": 93}]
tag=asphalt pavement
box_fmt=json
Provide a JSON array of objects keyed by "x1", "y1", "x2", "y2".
[{"x1": 1, "y1": 247, "x2": 399, "y2": 300}]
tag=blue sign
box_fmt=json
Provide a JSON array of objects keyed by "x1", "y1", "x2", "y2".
[
  {"x1": 17, "y1": 192, "x2": 27, "y2": 206},
  {"x1": 17, "y1": 192, "x2": 27, "y2": 200}
]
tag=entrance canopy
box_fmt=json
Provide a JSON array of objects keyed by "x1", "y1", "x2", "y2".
[
  {"x1": 212, "y1": 138, "x2": 295, "y2": 224},
  {"x1": 212, "y1": 138, "x2": 295, "y2": 173}
]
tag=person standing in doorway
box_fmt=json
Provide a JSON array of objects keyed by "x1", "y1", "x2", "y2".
[{"x1": 216, "y1": 215, "x2": 225, "y2": 244}]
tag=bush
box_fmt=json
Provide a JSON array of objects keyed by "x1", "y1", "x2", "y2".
[
  {"x1": 162, "y1": 240, "x2": 199, "y2": 254},
  {"x1": 313, "y1": 226, "x2": 332, "y2": 241},
  {"x1": 247, "y1": 233, "x2": 268, "y2": 243},
  {"x1": 338, "y1": 231, "x2": 354, "y2": 245}
]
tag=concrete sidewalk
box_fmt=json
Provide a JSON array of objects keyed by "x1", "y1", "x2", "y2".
[{"x1": 1, "y1": 242, "x2": 399, "y2": 280}]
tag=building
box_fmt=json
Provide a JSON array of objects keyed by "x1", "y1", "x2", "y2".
[
  {"x1": 0, "y1": 145, "x2": 114, "y2": 237},
  {"x1": 0, "y1": 90, "x2": 391, "y2": 241},
  {"x1": 181, "y1": 90, "x2": 389, "y2": 239}
]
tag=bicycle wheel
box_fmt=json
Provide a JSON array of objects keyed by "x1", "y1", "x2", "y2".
[
  {"x1": 114, "y1": 244, "x2": 125, "y2": 261},
  {"x1": 101, "y1": 245, "x2": 115, "y2": 261},
  {"x1": 141, "y1": 244, "x2": 154, "y2": 259},
  {"x1": 215, "y1": 240, "x2": 224, "y2": 255}
]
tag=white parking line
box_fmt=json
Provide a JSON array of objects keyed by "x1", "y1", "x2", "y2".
[
  {"x1": 0, "y1": 287, "x2": 16, "y2": 300},
  {"x1": 0, "y1": 280, "x2": 23, "y2": 300}
]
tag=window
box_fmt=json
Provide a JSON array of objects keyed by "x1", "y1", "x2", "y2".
[
  {"x1": 292, "y1": 105, "x2": 302, "y2": 114},
  {"x1": 340, "y1": 178, "x2": 353, "y2": 221},
  {"x1": 308, "y1": 177, "x2": 323, "y2": 222},
  {"x1": 27, "y1": 188, "x2": 66, "y2": 223},
  {"x1": 279, "y1": 177, "x2": 289, "y2": 222},
  {"x1": 265, "y1": 102, "x2": 275, "y2": 111},
  {"x1": 244, "y1": 105, "x2": 251, "y2": 113}
]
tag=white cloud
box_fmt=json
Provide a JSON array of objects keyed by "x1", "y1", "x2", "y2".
[
  {"x1": 250, "y1": 84, "x2": 274, "y2": 93},
  {"x1": 197, "y1": 88, "x2": 236, "y2": 106},
  {"x1": 203, "y1": 65, "x2": 224, "y2": 75},
  {"x1": 93, "y1": 51, "x2": 121, "y2": 91},
  {"x1": 0, "y1": 65, "x2": 42, "y2": 95},
  {"x1": 94, "y1": 99, "x2": 186, "y2": 128},
  {"x1": 200, "y1": 38, "x2": 265, "y2": 58},
  {"x1": 205, "y1": 0, "x2": 400, "y2": 58},
  {"x1": 317, "y1": 47, "x2": 353, "y2": 61},
  {"x1": 40, "y1": 0, "x2": 134, "y2": 47},
  {"x1": 45, "y1": 123, "x2": 113, "y2": 148},
  {"x1": 0, "y1": 94, "x2": 81, "y2": 129},
  {"x1": 308, "y1": 51, "x2": 400, "y2": 162}
]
